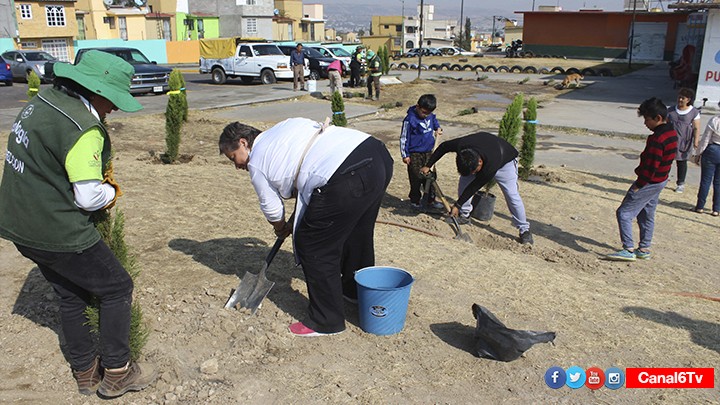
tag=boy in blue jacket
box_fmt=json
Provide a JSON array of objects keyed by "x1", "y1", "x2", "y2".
[{"x1": 401, "y1": 94, "x2": 443, "y2": 209}]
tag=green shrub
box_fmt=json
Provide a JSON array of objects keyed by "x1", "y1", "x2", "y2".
[
  {"x1": 164, "y1": 70, "x2": 186, "y2": 163},
  {"x1": 27, "y1": 71, "x2": 40, "y2": 98},
  {"x1": 487, "y1": 94, "x2": 523, "y2": 192},
  {"x1": 89, "y1": 203, "x2": 148, "y2": 361},
  {"x1": 331, "y1": 91, "x2": 347, "y2": 126},
  {"x1": 519, "y1": 97, "x2": 537, "y2": 180}
]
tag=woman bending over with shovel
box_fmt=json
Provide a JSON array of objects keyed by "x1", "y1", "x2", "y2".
[{"x1": 219, "y1": 118, "x2": 393, "y2": 336}]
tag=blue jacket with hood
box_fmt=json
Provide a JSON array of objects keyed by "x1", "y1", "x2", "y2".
[{"x1": 400, "y1": 106, "x2": 440, "y2": 159}]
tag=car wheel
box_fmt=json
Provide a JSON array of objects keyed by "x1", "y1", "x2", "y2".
[
  {"x1": 309, "y1": 70, "x2": 320, "y2": 80},
  {"x1": 261, "y1": 69, "x2": 276, "y2": 85},
  {"x1": 211, "y1": 67, "x2": 227, "y2": 84}
]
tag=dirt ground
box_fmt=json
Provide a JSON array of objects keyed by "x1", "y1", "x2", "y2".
[{"x1": 0, "y1": 78, "x2": 718, "y2": 404}]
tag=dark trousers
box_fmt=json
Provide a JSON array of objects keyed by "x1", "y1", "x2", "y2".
[
  {"x1": 676, "y1": 159, "x2": 688, "y2": 185},
  {"x1": 349, "y1": 65, "x2": 360, "y2": 87},
  {"x1": 294, "y1": 137, "x2": 393, "y2": 333},
  {"x1": 406, "y1": 151, "x2": 435, "y2": 204},
  {"x1": 367, "y1": 75, "x2": 380, "y2": 98},
  {"x1": 15, "y1": 241, "x2": 133, "y2": 370}
]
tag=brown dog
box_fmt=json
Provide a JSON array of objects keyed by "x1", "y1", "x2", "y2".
[{"x1": 561, "y1": 73, "x2": 584, "y2": 88}]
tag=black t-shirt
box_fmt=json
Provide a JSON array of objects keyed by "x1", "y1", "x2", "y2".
[{"x1": 426, "y1": 132, "x2": 519, "y2": 207}]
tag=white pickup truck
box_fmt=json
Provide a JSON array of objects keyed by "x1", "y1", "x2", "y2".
[{"x1": 199, "y1": 39, "x2": 307, "y2": 85}]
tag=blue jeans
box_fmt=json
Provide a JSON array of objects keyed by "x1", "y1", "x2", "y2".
[
  {"x1": 615, "y1": 180, "x2": 667, "y2": 250},
  {"x1": 15, "y1": 241, "x2": 133, "y2": 370},
  {"x1": 695, "y1": 143, "x2": 720, "y2": 213}
]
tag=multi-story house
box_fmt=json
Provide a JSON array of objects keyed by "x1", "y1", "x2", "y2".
[
  {"x1": 370, "y1": 15, "x2": 402, "y2": 54},
  {"x1": 273, "y1": 0, "x2": 301, "y2": 42},
  {"x1": 76, "y1": 0, "x2": 150, "y2": 42},
  {"x1": 14, "y1": 0, "x2": 78, "y2": 61},
  {"x1": 175, "y1": 0, "x2": 219, "y2": 40},
  {"x1": 300, "y1": 3, "x2": 323, "y2": 42},
  {"x1": 189, "y1": 0, "x2": 274, "y2": 39}
]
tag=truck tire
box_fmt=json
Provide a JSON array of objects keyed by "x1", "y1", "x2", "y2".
[
  {"x1": 211, "y1": 67, "x2": 227, "y2": 84},
  {"x1": 261, "y1": 69, "x2": 276, "y2": 85}
]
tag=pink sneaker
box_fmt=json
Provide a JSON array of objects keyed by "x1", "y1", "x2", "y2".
[{"x1": 289, "y1": 322, "x2": 343, "y2": 337}]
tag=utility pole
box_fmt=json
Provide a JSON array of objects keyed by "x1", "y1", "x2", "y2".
[
  {"x1": 418, "y1": 0, "x2": 424, "y2": 78},
  {"x1": 401, "y1": 0, "x2": 405, "y2": 55}
]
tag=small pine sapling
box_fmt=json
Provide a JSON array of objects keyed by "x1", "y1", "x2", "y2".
[
  {"x1": 27, "y1": 71, "x2": 40, "y2": 98},
  {"x1": 519, "y1": 97, "x2": 537, "y2": 180},
  {"x1": 331, "y1": 90, "x2": 347, "y2": 126}
]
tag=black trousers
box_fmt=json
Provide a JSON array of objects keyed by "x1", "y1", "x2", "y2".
[
  {"x1": 349, "y1": 64, "x2": 360, "y2": 87},
  {"x1": 15, "y1": 241, "x2": 133, "y2": 370},
  {"x1": 676, "y1": 159, "x2": 688, "y2": 185},
  {"x1": 294, "y1": 137, "x2": 393, "y2": 333}
]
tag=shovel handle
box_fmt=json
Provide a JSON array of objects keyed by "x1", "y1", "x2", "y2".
[
  {"x1": 262, "y1": 237, "x2": 286, "y2": 274},
  {"x1": 430, "y1": 179, "x2": 453, "y2": 214}
]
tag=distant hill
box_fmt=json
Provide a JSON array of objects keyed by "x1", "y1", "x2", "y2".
[{"x1": 322, "y1": 2, "x2": 508, "y2": 33}]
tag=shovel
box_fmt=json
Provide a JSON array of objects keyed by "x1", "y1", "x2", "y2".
[
  {"x1": 224, "y1": 236, "x2": 285, "y2": 314},
  {"x1": 430, "y1": 178, "x2": 473, "y2": 243}
]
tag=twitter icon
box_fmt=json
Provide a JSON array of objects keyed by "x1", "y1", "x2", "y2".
[{"x1": 565, "y1": 366, "x2": 586, "y2": 389}]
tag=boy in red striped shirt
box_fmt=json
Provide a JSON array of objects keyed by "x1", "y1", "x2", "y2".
[{"x1": 606, "y1": 97, "x2": 678, "y2": 261}]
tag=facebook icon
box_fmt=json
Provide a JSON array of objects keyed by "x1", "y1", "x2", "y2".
[{"x1": 544, "y1": 366, "x2": 566, "y2": 389}]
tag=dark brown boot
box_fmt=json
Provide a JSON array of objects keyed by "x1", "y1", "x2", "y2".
[
  {"x1": 72, "y1": 356, "x2": 102, "y2": 395},
  {"x1": 98, "y1": 361, "x2": 157, "y2": 398}
]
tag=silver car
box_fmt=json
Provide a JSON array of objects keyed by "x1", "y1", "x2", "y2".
[{"x1": 1, "y1": 50, "x2": 57, "y2": 83}]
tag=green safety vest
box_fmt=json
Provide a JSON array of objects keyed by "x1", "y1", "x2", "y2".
[{"x1": 0, "y1": 87, "x2": 110, "y2": 252}]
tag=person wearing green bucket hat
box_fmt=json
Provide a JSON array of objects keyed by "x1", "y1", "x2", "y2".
[
  {"x1": 365, "y1": 49, "x2": 382, "y2": 101},
  {"x1": 0, "y1": 50, "x2": 156, "y2": 398}
]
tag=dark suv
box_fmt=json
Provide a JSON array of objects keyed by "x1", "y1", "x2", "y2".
[
  {"x1": 74, "y1": 47, "x2": 172, "y2": 94},
  {"x1": 277, "y1": 45, "x2": 344, "y2": 80}
]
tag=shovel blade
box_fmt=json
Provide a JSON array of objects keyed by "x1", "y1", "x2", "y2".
[
  {"x1": 241, "y1": 278, "x2": 276, "y2": 315},
  {"x1": 224, "y1": 271, "x2": 260, "y2": 309}
]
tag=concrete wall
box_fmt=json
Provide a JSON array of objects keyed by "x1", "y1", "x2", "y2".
[
  {"x1": 189, "y1": 0, "x2": 273, "y2": 38},
  {"x1": 522, "y1": 11, "x2": 688, "y2": 60},
  {"x1": 166, "y1": 39, "x2": 199, "y2": 63},
  {"x1": 74, "y1": 38, "x2": 169, "y2": 63},
  {"x1": 0, "y1": 37, "x2": 17, "y2": 53}
]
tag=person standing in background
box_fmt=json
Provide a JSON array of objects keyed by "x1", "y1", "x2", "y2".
[
  {"x1": 290, "y1": 43, "x2": 306, "y2": 91},
  {"x1": 666, "y1": 88, "x2": 700, "y2": 193}
]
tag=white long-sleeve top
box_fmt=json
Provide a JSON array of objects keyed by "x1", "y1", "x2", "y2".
[
  {"x1": 248, "y1": 118, "x2": 369, "y2": 232},
  {"x1": 697, "y1": 115, "x2": 720, "y2": 156}
]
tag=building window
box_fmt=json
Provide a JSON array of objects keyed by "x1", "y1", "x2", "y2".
[
  {"x1": 384, "y1": 25, "x2": 389, "y2": 29},
  {"x1": 103, "y1": 16, "x2": 116, "y2": 29},
  {"x1": 246, "y1": 18, "x2": 257, "y2": 35},
  {"x1": 301, "y1": 22, "x2": 307, "y2": 33},
  {"x1": 20, "y1": 41, "x2": 37, "y2": 48},
  {"x1": 42, "y1": 39, "x2": 69, "y2": 62},
  {"x1": 246, "y1": 0, "x2": 256, "y2": 4},
  {"x1": 20, "y1": 4, "x2": 32, "y2": 19},
  {"x1": 396, "y1": 25, "x2": 402, "y2": 32},
  {"x1": 394, "y1": 37, "x2": 401, "y2": 46},
  {"x1": 77, "y1": 15, "x2": 86, "y2": 40},
  {"x1": 45, "y1": 5, "x2": 66, "y2": 27}
]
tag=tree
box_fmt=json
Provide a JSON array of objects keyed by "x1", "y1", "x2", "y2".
[
  {"x1": 486, "y1": 93, "x2": 524, "y2": 191},
  {"x1": 27, "y1": 71, "x2": 40, "y2": 99},
  {"x1": 358, "y1": 29, "x2": 365, "y2": 37},
  {"x1": 454, "y1": 18, "x2": 472, "y2": 51},
  {"x1": 379, "y1": 45, "x2": 390, "y2": 75},
  {"x1": 331, "y1": 91, "x2": 347, "y2": 127},
  {"x1": 164, "y1": 69, "x2": 186, "y2": 163},
  {"x1": 519, "y1": 97, "x2": 537, "y2": 180},
  {"x1": 88, "y1": 161, "x2": 149, "y2": 361}
]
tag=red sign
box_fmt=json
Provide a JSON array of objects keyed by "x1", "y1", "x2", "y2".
[{"x1": 626, "y1": 368, "x2": 715, "y2": 389}]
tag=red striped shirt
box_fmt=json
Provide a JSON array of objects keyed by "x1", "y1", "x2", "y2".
[{"x1": 635, "y1": 122, "x2": 678, "y2": 187}]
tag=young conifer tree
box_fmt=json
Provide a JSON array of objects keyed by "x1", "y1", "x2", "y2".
[
  {"x1": 487, "y1": 94, "x2": 524, "y2": 191},
  {"x1": 519, "y1": 97, "x2": 537, "y2": 179},
  {"x1": 331, "y1": 90, "x2": 347, "y2": 126},
  {"x1": 27, "y1": 71, "x2": 40, "y2": 98},
  {"x1": 164, "y1": 69, "x2": 185, "y2": 163},
  {"x1": 87, "y1": 159, "x2": 149, "y2": 361}
]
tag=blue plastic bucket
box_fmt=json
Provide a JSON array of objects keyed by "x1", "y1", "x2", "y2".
[{"x1": 354, "y1": 266, "x2": 415, "y2": 335}]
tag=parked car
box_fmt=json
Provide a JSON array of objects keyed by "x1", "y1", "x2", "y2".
[
  {"x1": 74, "y1": 47, "x2": 172, "y2": 94},
  {"x1": 310, "y1": 45, "x2": 352, "y2": 71},
  {"x1": 437, "y1": 46, "x2": 477, "y2": 57},
  {"x1": 404, "y1": 47, "x2": 442, "y2": 57},
  {"x1": 0, "y1": 56, "x2": 12, "y2": 86},
  {"x1": 278, "y1": 45, "x2": 343, "y2": 80},
  {"x1": 200, "y1": 40, "x2": 302, "y2": 85},
  {"x1": 1, "y1": 50, "x2": 57, "y2": 83}
]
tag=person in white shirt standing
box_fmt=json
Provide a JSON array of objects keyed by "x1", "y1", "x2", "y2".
[{"x1": 219, "y1": 118, "x2": 393, "y2": 336}]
